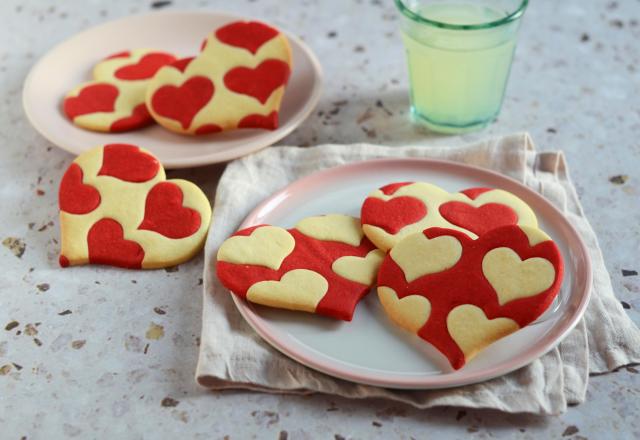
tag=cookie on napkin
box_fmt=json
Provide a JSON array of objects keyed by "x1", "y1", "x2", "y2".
[
  {"x1": 146, "y1": 20, "x2": 292, "y2": 135},
  {"x1": 58, "y1": 143, "x2": 211, "y2": 269},
  {"x1": 216, "y1": 214, "x2": 384, "y2": 321},
  {"x1": 361, "y1": 182, "x2": 538, "y2": 252},
  {"x1": 63, "y1": 49, "x2": 177, "y2": 132},
  {"x1": 376, "y1": 224, "x2": 563, "y2": 369}
]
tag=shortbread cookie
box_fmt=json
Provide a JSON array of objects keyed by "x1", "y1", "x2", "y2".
[
  {"x1": 376, "y1": 225, "x2": 563, "y2": 369},
  {"x1": 58, "y1": 143, "x2": 211, "y2": 269},
  {"x1": 361, "y1": 182, "x2": 538, "y2": 252},
  {"x1": 63, "y1": 49, "x2": 176, "y2": 132},
  {"x1": 146, "y1": 20, "x2": 291, "y2": 135},
  {"x1": 216, "y1": 214, "x2": 384, "y2": 321}
]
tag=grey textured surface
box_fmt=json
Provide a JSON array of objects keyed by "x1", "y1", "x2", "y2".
[{"x1": 0, "y1": 0, "x2": 638, "y2": 439}]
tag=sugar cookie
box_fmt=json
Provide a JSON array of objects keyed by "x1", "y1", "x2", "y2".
[
  {"x1": 216, "y1": 214, "x2": 383, "y2": 320},
  {"x1": 376, "y1": 225, "x2": 563, "y2": 369},
  {"x1": 146, "y1": 20, "x2": 291, "y2": 135},
  {"x1": 58, "y1": 143, "x2": 211, "y2": 269}
]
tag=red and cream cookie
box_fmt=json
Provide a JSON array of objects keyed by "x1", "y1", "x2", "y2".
[
  {"x1": 216, "y1": 214, "x2": 384, "y2": 321},
  {"x1": 146, "y1": 20, "x2": 291, "y2": 135},
  {"x1": 58, "y1": 143, "x2": 211, "y2": 269},
  {"x1": 376, "y1": 225, "x2": 563, "y2": 369},
  {"x1": 361, "y1": 182, "x2": 538, "y2": 252},
  {"x1": 63, "y1": 49, "x2": 177, "y2": 132}
]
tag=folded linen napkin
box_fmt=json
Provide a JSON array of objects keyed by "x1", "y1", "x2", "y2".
[{"x1": 195, "y1": 133, "x2": 640, "y2": 415}]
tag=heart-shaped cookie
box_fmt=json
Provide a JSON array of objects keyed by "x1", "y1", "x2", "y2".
[
  {"x1": 361, "y1": 182, "x2": 538, "y2": 252},
  {"x1": 376, "y1": 224, "x2": 563, "y2": 369},
  {"x1": 58, "y1": 144, "x2": 211, "y2": 269},
  {"x1": 146, "y1": 20, "x2": 291, "y2": 135},
  {"x1": 63, "y1": 49, "x2": 176, "y2": 132},
  {"x1": 216, "y1": 215, "x2": 384, "y2": 321}
]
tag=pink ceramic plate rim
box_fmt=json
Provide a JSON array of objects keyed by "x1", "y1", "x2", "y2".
[{"x1": 231, "y1": 158, "x2": 592, "y2": 389}]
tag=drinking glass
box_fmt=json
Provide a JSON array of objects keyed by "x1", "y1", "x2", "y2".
[{"x1": 395, "y1": 0, "x2": 528, "y2": 133}]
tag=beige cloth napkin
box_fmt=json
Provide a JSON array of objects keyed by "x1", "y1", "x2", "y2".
[{"x1": 196, "y1": 133, "x2": 640, "y2": 415}]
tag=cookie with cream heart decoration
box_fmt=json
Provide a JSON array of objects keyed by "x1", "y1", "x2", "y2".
[
  {"x1": 63, "y1": 49, "x2": 177, "y2": 132},
  {"x1": 216, "y1": 214, "x2": 384, "y2": 321},
  {"x1": 146, "y1": 20, "x2": 292, "y2": 135},
  {"x1": 361, "y1": 182, "x2": 538, "y2": 252},
  {"x1": 58, "y1": 144, "x2": 211, "y2": 269},
  {"x1": 376, "y1": 224, "x2": 563, "y2": 370}
]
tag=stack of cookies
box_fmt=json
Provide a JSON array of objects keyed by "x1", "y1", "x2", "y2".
[
  {"x1": 62, "y1": 20, "x2": 291, "y2": 135},
  {"x1": 216, "y1": 181, "x2": 564, "y2": 370}
]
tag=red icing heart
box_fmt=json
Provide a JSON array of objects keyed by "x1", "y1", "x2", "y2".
[
  {"x1": 88, "y1": 218, "x2": 145, "y2": 269},
  {"x1": 168, "y1": 57, "x2": 195, "y2": 73},
  {"x1": 380, "y1": 182, "x2": 413, "y2": 195},
  {"x1": 59, "y1": 163, "x2": 101, "y2": 214},
  {"x1": 238, "y1": 111, "x2": 278, "y2": 130},
  {"x1": 377, "y1": 226, "x2": 563, "y2": 369},
  {"x1": 59, "y1": 255, "x2": 70, "y2": 267},
  {"x1": 138, "y1": 182, "x2": 201, "y2": 239},
  {"x1": 150, "y1": 76, "x2": 214, "y2": 129},
  {"x1": 217, "y1": 226, "x2": 378, "y2": 321},
  {"x1": 114, "y1": 52, "x2": 176, "y2": 80},
  {"x1": 215, "y1": 21, "x2": 279, "y2": 54},
  {"x1": 98, "y1": 143, "x2": 160, "y2": 183},
  {"x1": 195, "y1": 124, "x2": 222, "y2": 135},
  {"x1": 105, "y1": 51, "x2": 131, "y2": 60},
  {"x1": 460, "y1": 187, "x2": 492, "y2": 200},
  {"x1": 439, "y1": 202, "x2": 518, "y2": 236},
  {"x1": 224, "y1": 60, "x2": 290, "y2": 104},
  {"x1": 63, "y1": 83, "x2": 118, "y2": 119},
  {"x1": 109, "y1": 103, "x2": 153, "y2": 132},
  {"x1": 361, "y1": 197, "x2": 427, "y2": 234}
]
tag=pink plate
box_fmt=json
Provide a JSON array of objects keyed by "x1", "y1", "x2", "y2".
[
  {"x1": 230, "y1": 158, "x2": 592, "y2": 389},
  {"x1": 22, "y1": 11, "x2": 322, "y2": 169}
]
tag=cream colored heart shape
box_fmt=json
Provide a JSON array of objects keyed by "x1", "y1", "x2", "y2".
[
  {"x1": 378, "y1": 286, "x2": 431, "y2": 333},
  {"x1": 246, "y1": 269, "x2": 328, "y2": 312},
  {"x1": 217, "y1": 225, "x2": 295, "y2": 270},
  {"x1": 447, "y1": 304, "x2": 519, "y2": 361},
  {"x1": 482, "y1": 247, "x2": 555, "y2": 306},
  {"x1": 295, "y1": 213, "x2": 364, "y2": 246},
  {"x1": 332, "y1": 249, "x2": 385, "y2": 286},
  {"x1": 390, "y1": 233, "x2": 463, "y2": 283}
]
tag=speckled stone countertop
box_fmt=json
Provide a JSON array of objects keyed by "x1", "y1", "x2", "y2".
[{"x1": 1, "y1": 0, "x2": 639, "y2": 438}]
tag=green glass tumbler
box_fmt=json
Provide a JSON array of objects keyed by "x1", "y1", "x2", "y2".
[{"x1": 395, "y1": 0, "x2": 528, "y2": 133}]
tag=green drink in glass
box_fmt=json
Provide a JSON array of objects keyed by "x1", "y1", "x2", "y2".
[{"x1": 395, "y1": 0, "x2": 528, "y2": 133}]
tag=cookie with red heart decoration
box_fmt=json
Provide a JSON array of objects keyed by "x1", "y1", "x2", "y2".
[
  {"x1": 58, "y1": 143, "x2": 211, "y2": 269},
  {"x1": 63, "y1": 49, "x2": 177, "y2": 132},
  {"x1": 361, "y1": 182, "x2": 538, "y2": 252},
  {"x1": 146, "y1": 20, "x2": 291, "y2": 135},
  {"x1": 216, "y1": 214, "x2": 384, "y2": 321},
  {"x1": 376, "y1": 224, "x2": 563, "y2": 369}
]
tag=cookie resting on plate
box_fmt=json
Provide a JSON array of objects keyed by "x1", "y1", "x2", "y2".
[
  {"x1": 63, "y1": 49, "x2": 177, "y2": 132},
  {"x1": 216, "y1": 214, "x2": 384, "y2": 321},
  {"x1": 376, "y1": 224, "x2": 563, "y2": 370},
  {"x1": 58, "y1": 143, "x2": 211, "y2": 269},
  {"x1": 146, "y1": 20, "x2": 292, "y2": 135},
  {"x1": 360, "y1": 182, "x2": 538, "y2": 252}
]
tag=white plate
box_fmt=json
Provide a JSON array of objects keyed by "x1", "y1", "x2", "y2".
[
  {"x1": 22, "y1": 11, "x2": 323, "y2": 169},
  {"x1": 231, "y1": 159, "x2": 592, "y2": 389}
]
